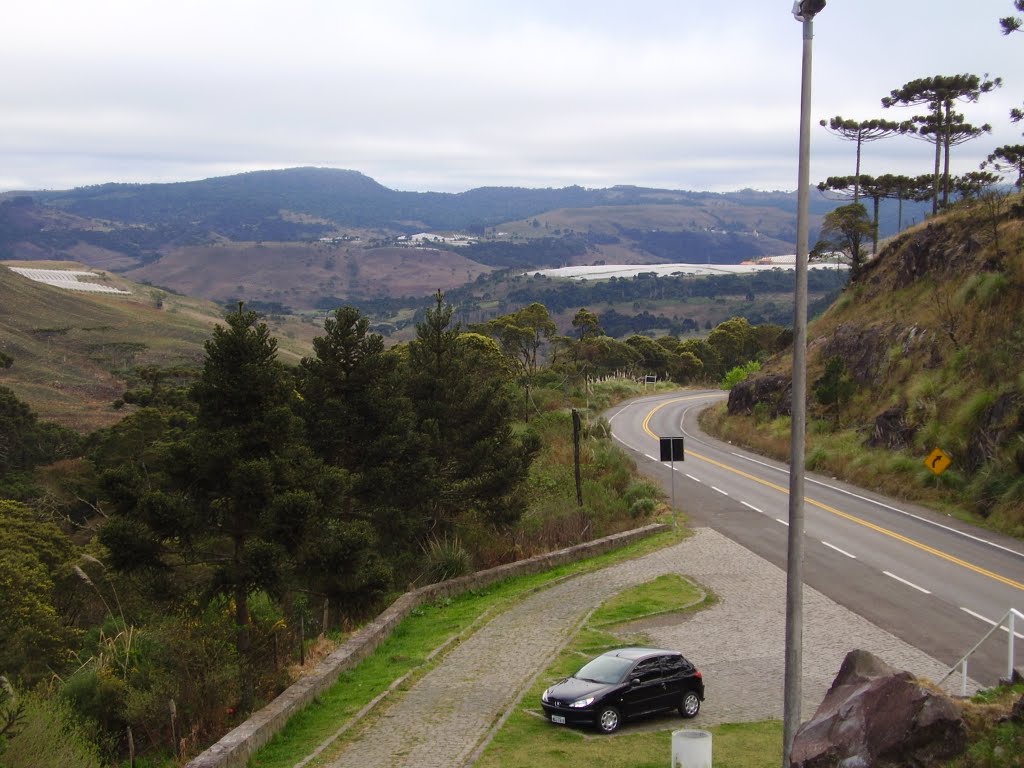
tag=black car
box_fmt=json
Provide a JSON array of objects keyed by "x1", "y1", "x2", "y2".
[{"x1": 540, "y1": 647, "x2": 704, "y2": 734}]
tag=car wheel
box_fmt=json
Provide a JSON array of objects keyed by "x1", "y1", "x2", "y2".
[
  {"x1": 597, "y1": 706, "x2": 621, "y2": 733},
  {"x1": 680, "y1": 691, "x2": 701, "y2": 718}
]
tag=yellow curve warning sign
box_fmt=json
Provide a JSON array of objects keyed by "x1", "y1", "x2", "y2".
[{"x1": 924, "y1": 448, "x2": 952, "y2": 476}]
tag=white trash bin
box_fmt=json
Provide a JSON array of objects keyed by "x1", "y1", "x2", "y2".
[{"x1": 671, "y1": 728, "x2": 712, "y2": 768}]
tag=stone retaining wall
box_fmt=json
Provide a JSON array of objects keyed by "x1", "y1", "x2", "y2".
[{"x1": 185, "y1": 522, "x2": 669, "y2": 768}]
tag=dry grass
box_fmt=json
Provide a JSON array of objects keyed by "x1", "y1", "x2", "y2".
[{"x1": 0, "y1": 261, "x2": 317, "y2": 431}]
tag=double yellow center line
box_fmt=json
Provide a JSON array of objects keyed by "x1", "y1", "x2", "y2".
[{"x1": 640, "y1": 396, "x2": 1024, "y2": 592}]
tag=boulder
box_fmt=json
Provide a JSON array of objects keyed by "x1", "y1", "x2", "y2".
[{"x1": 790, "y1": 649, "x2": 966, "y2": 768}]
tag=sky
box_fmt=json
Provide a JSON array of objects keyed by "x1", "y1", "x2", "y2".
[{"x1": 2, "y1": 1, "x2": 1021, "y2": 195}]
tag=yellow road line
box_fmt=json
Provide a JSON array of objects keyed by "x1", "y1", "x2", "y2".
[{"x1": 640, "y1": 397, "x2": 1024, "y2": 592}]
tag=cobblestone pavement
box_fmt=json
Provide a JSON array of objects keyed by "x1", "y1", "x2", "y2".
[{"x1": 323, "y1": 528, "x2": 973, "y2": 768}]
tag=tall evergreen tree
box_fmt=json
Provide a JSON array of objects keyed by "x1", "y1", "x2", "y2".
[
  {"x1": 404, "y1": 292, "x2": 539, "y2": 534},
  {"x1": 882, "y1": 74, "x2": 1001, "y2": 212},
  {"x1": 818, "y1": 116, "x2": 914, "y2": 202},
  {"x1": 297, "y1": 305, "x2": 426, "y2": 570},
  {"x1": 98, "y1": 305, "x2": 314, "y2": 710}
]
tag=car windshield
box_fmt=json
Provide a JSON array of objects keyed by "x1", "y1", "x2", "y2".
[{"x1": 573, "y1": 655, "x2": 634, "y2": 685}]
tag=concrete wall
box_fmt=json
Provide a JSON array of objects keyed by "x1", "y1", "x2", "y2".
[{"x1": 186, "y1": 522, "x2": 669, "y2": 768}]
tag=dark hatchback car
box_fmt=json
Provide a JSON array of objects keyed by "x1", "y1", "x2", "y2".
[{"x1": 540, "y1": 647, "x2": 704, "y2": 734}]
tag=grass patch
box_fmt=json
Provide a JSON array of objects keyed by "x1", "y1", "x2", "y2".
[
  {"x1": 248, "y1": 527, "x2": 688, "y2": 768},
  {"x1": 589, "y1": 574, "x2": 707, "y2": 627},
  {"x1": 478, "y1": 720, "x2": 782, "y2": 768}
]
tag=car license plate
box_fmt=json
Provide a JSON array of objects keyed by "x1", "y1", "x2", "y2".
[{"x1": 551, "y1": 715, "x2": 566, "y2": 724}]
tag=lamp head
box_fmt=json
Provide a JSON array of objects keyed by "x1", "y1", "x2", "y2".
[{"x1": 792, "y1": 0, "x2": 826, "y2": 21}]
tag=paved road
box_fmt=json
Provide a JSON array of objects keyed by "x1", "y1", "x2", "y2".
[
  {"x1": 319, "y1": 528, "x2": 972, "y2": 768},
  {"x1": 608, "y1": 390, "x2": 1024, "y2": 684}
]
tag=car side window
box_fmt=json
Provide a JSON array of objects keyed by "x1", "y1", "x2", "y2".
[
  {"x1": 631, "y1": 658, "x2": 664, "y2": 684},
  {"x1": 662, "y1": 655, "x2": 689, "y2": 677}
]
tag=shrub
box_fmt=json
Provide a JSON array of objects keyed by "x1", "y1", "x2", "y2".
[
  {"x1": 629, "y1": 498, "x2": 657, "y2": 518},
  {"x1": 721, "y1": 360, "x2": 762, "y2": 390},
  {"x1": 422, "y1": 535, "x2": 472, "y2": 583}
]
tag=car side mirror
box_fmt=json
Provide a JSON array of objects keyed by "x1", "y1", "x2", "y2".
[{"x1": 630, "y1": 677, "x2": 640, "y2": 687}]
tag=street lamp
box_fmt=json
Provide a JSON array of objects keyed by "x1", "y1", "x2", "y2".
[{"x1": 784, "y1": 1, "x2": 824, "y2": 766}]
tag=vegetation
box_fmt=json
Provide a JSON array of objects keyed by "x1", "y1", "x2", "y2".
[
  {"x1": 709, "y1": 192, "x2": 1024, "y2": 537},
  {"x1": 9, "y1": 286, "x2": 765, "y2": 764}
]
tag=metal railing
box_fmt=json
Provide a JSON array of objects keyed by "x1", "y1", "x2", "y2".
[{"x1": 940, "y1": 608, "x2": 1023, "y2": 696}]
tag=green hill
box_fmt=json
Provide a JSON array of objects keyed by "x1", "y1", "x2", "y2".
[{"x1": 713, "y1": 193, "x2": 1024, "y2": 535}]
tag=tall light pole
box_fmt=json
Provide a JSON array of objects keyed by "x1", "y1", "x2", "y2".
[{"x1": 784, "y1": 1, "x2": 824, "y2": 766}]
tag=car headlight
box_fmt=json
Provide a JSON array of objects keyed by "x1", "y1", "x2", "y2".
[
  {"x1": 541, "y1": 689, "x2": 550, "y2": 703},
  {"x1": 569, "y1": 697, "x2": 595, "y2": 708}
]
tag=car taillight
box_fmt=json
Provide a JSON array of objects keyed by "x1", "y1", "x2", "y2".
[{"x1": 694, "y1": 670, "x2": 702, "y2": 679}]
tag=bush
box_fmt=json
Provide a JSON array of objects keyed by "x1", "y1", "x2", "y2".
[
  {"x1": 422, "y1": 535, "x2": 472, "y2": 583},
  {"x1": 721, "y1": 360, "x2": 762, "y2": 390}
]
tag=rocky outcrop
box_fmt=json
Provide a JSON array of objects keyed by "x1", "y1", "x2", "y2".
[
  {"x1": 869, "y1": 405, "x2": 916, "y2": 450},
  {"x1": 790, "y1": 649, "x2": 966, "y2": 768},
  {"x1": 727, "y1": 373, "x2": 790, "y2": 418}
]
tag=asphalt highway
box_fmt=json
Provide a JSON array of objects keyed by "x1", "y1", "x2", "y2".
[{"x1": 607, "y1": 389, "x2": 1024, "y2": 687}]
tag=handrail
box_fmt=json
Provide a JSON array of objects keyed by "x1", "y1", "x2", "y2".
[{"x1": 939, "y1": 608, "x2": 1023, "y2": 696}]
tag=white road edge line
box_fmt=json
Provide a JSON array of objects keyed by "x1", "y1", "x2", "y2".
[
  {"x1": 822, "y1": 541, "x2": 857, "y2": 559},
  {"x1": 712, "y1": 486, "x2": 728, "y2": 496},
  {"x1": 729, "y1": 452, "x2": 1024, "y2": 561},
  {"x1": 776, "y1": 518, "x2": 789, "y2": 526},
  {"x1": 883, "y1": 571, "x2": 931, "y2": 594},
  {"x1": 959, "y1": 607, "x2": 1024, "y2": 640},
  {"x1": 741, "y1": 501, "x2": 763, "y2": 514},
  {"x1": 685, "y1": 474, "x2": 701, "y2": 483}
]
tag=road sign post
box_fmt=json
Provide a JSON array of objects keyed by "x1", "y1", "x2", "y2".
[{"x1": 660, "y1": 437, "x2": 685, "y2": 527}]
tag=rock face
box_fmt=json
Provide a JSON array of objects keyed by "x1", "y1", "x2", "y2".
[
  {"x1": 790, "y1": 649, "x2": 966, "y2": 768},
  {"x1": 727, "y1": 373, "x2": 790, "y2": 418}
]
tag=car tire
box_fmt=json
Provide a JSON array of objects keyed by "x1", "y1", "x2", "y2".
[
  {"x1": 597, "y1": 705, "x2": 621, "y2": 733},
  {"x1": 680, "y1": 691, "x2": 701, "y2": 718}
]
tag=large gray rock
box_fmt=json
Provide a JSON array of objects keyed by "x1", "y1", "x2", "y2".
[{"x1": 790, "y1": 649, "x2": 966, "y2": 768}]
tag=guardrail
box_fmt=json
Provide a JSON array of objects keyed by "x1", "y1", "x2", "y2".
[{"x1": 940, "y1": 608, "x2": 1023, "y2": 696}]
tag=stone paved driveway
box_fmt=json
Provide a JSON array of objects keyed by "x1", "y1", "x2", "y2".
[{"x1": 321, "y1": 528, "x2": 972, "y2": 768}]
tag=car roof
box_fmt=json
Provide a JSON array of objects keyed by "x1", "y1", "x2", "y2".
[{"x1": 601, "y1": 647, "x2": 682, "y2": 662}]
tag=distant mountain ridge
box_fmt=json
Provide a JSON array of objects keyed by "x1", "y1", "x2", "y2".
[
  {"x1": 22, "y1": 166, "x2": 832, "y2": 234},
  {"x1": 0, "y1": 167, "x2": 929, "y2": 309}
]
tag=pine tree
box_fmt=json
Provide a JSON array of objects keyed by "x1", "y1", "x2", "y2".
[{"x1": 405, "y1": 292, "x2": 539, "y2": 534}]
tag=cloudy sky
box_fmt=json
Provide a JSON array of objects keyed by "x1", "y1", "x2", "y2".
[{"x1": 2, "y1": 1, "x2": 1021, "y2": 194}]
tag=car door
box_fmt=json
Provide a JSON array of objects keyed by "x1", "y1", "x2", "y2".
[
  {"x1": 619, "y1": 657, "x2": 667, "y2": 716},
  {"x1": 660, "y1": 654, "x2": 692, "y2": 707}
]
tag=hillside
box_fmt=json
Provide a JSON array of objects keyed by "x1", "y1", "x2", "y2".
[
  {"x1": 0, "y1": 168, "x2": 928, "y2": 311},
  {"x1": 0, "y1": 261, "x2": 317, "y2": 431},
  {"x1": 715, "y1": 192, "x2": 1024, "y2": 535}
]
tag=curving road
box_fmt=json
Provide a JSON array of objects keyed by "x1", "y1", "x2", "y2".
[{"x1": 607, "y1": 389, "x2": 1024, "y2": 686}]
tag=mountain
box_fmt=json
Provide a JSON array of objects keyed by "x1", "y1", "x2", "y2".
[{"x1": 0, "y1": 168, "x2": 931, "y2": 311}]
